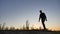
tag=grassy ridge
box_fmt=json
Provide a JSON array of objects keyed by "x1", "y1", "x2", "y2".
[{"x1": 0, "y1": 30, "x2": 60, "y2": 34}]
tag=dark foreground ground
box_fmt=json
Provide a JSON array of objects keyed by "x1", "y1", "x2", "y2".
[{"x1": 0, "y1": 30, "x2": 60, "y2": 34}]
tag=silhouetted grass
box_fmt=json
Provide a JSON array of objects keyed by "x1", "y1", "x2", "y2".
[
  {"x1": 0, "y1": 23, "x2": 60, "y2": 34},
  {"x1": 0, "y1": 30, "x2": 60, "y2": 34}
]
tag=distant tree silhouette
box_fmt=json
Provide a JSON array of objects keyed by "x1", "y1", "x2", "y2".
[
  {"x1": 26, "y1": 20, "x2": 29, "y2": 30},
  {"x1": 10, "y1": 26, "x2": 15, "y2": 30},
  {"x1": 23, "y1": 25, "x2": 26, "y2": 30},
  {"x1": 0, "y1": 24, "x2": 1, "y2": 30},
  {"x1": 2, "y1": 23, "x2": 6, "y2": 30},
  {"x1": 5, "y1": 26, "x2": 9, "y2": 30}
]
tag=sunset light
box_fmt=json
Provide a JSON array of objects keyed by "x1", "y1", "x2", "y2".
[{"x1": 0, "y1": 0, "x2": 60, "y2": 32}]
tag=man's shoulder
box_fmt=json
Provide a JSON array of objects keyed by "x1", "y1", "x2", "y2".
[
  {"x1": 40, "y1": 13, "x2": 45, "y2": 16},
  {"x1": 40, "y1": 13, "x2": 45, "y2": 14}
]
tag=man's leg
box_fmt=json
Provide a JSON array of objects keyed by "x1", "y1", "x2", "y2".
[
  {"x1": 42, "y1": 20, "x2": 46, "y2": 30},
  {"x1": 42, "y1": 22, "x2": 46, "y2": 29}
]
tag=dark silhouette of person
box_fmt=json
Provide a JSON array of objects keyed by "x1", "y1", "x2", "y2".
[{"x1": 39, "y1": 10, "x2": 47, "y2": 30}]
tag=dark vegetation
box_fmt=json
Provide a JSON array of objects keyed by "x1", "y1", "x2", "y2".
[
  {"x1": 0, "y1": 21, "x2": 60, "y2": 34},
  {"x1": 0, "y1": 30, "x2": 60, "y2": 34}
]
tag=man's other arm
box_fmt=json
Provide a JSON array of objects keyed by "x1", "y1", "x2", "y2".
[{"x1": 39, "y1": 15, "x2": 40, "y2": 22}]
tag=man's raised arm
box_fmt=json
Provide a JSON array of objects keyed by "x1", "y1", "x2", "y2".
[{"x1": 39, "y1": 15, "x2": 40, "y2": 22}]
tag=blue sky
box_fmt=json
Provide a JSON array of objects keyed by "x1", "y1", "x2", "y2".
[{"x1": 0, "y1": 0, "x2": 60, "y2": 30}]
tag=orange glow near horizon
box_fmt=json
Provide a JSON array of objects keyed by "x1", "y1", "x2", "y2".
[
  {"x1": 31, "y1": 25, "x2": 60, "y2": 31},
  {"x1": 16, "y1": 24, "x2": 60, "y2": 31},
  {"x1": 49, "y1": 27, "x2": 60, "y2": 31},
  {"x1": 2, "y1": 23, "x2": 60, "y2": 31}
]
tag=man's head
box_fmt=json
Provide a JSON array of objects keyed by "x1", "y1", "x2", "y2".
[{"x1": 39, "y1": 10, "x2": 42, "y2": 13}]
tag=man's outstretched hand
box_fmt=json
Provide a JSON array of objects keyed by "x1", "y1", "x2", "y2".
[{"x1": 46, "y1": 18, "x2": 47, "y2": 21}]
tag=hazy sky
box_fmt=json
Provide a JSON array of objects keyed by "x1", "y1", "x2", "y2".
[{"x1": 0, "y1": 0, "x2": 60, "y2": 30}]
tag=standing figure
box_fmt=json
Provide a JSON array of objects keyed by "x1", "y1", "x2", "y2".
[{"x1": 39, "y1": 10, "x2": 47, "y2": 30}]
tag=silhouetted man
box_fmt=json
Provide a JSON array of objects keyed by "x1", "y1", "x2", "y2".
[{"x1": 39, "y1": 10, "x2": 47, "y2": 30}]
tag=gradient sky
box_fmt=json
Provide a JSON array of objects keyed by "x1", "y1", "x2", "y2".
[{"x1": 0, "y1": 0, "x2": 60, "y2": 30}]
